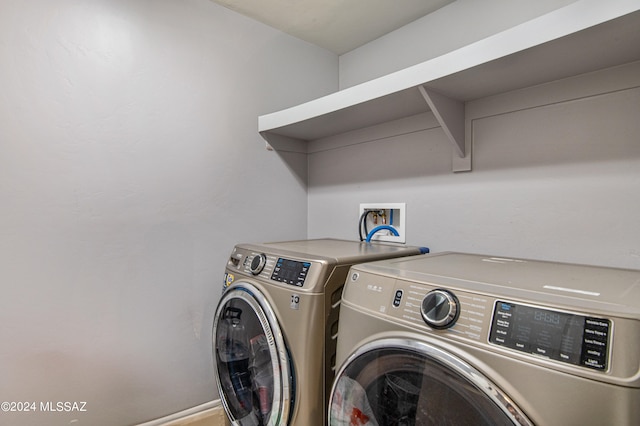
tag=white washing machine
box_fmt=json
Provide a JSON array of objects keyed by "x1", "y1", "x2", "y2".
[
  {"x1": 329, "y1": 252, "x2": 640, "y2": 425},
  {"x1": 213, "y1": 239, "x2": 426, "y2": 425}
]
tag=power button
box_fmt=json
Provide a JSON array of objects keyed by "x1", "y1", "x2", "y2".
[{"x1": 392, "y1": 289, "x2": 403, "y2": 307}]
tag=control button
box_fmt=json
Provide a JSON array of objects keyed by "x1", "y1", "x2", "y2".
[
  {"x1": 535, "y1": 347, "x2": 549, "y2": 356},
  {"x1": 250, "y1": 253, "x2": 267, "y2": 275},
  {"x1": 496, "y1": 318, "x2": 510, "y2": 328},
  {"x1": 583, "y1": 357, "x2": 606, "y2": 370},
  {"x1": 585, "y1": 348, "x2": 604, "y2": 358},
  {"x1": 583, "y1": 338, "x2": 606, "y2": 347},
  {"x1": 585, "y1": 318, "x2": 610, "y2": 329},
  {"x1": 584, "y1": 328, "x2": 608, "y2": 340},
  {"x1": 392, "y1": 290, "x2": 403, "y2": 307},
  {"x1": 421, "y1": 289, "x2": 460, "y2": 329},
  {"x1": 515, "y1": 342, "x2": 528, "y2": 351}
]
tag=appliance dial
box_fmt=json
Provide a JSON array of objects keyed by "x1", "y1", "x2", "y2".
[
  {"x1": 421, "y1": 289, "x2": 460, "y2": 329},
  {"x1": 250, "y1": 253, "x2": 267, "y2": 275}
]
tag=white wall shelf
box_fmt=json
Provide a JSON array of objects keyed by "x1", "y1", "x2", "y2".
[{"x1": 258, "y1": 0, "x2": 640, "y2": 173}]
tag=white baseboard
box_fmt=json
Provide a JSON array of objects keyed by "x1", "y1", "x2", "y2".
[{"x1": 136, "y1": 401, "x2": 228, "y2": 426}]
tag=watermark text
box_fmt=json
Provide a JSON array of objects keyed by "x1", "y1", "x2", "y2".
[{"x1": 1, "y1": 401, "x2": 87, "y2": 413}]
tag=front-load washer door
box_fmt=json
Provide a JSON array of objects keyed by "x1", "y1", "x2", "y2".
[
  {"x1": 329, "y1": 338, "x2": 532, "y2": 426},
  {"x1": 213, "y1": 282, "x2": 292, "y2": 426}
]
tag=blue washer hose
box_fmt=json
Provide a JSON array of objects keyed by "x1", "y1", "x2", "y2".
[
  {"x1": 365, "y1": 225, "x2": 399, "y2": 242},
  {"x1": 365, "y1": 225, "x2": 430, "y2": 254}
]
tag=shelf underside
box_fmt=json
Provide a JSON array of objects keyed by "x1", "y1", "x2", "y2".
[{"x1": 262, "y1": 10, "x2": 640, "y2": 143}]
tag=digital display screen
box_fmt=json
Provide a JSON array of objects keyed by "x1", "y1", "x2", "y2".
[
  {"x1": 271, "y1": 258, "x2": 310, "y2": 287},
  {"x1": 489, "y1": 301, "x2": 610, "y2": 370}
]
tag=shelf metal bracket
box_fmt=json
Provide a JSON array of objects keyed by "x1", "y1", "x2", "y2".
[{"x1": 419, "y1": 86, "x2": 471, "y2": 172}]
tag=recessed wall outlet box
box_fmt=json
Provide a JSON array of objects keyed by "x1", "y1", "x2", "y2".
[{"x1": 359, "y1": 203, "x2": 406, "y2": 243}]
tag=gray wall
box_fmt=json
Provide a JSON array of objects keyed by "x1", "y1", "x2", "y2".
[
  {"x1": 2, "y1": 1, "x2": 639, "y2": 425},
  {"x1": 308, "y1": 60, "x2": 640, "y2": 269},
  {"x1": 339, "y1": 0, "x2": 577, "y2": 88},
  {"x1": 310, "y1": 0, "x2": 640, "y2": 271},
  {"x1": 0, "y1": 1, "x2": 336, "y2": 425}
]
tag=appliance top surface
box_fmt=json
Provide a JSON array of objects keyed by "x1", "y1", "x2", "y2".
[
  {"x1": 354, "y1": 252, "x2": 640, "y2": 316},
  {"x1": 237, "y1": 238, "x2": 422, "y2": 265}
]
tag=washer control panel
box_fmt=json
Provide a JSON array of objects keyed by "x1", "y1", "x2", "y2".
[
  {"x1": 230, "y1": 249, "x2": 314, "y2": 288},
  {"x1": 271, "y1": 257, "x2": 311, "y2": 287},
  {"x1": 489, "y1": 301, "x2": 611, "y2": 371},
  {"x1": 348, "y1": 274, "x2": 618, "y2": 374}
]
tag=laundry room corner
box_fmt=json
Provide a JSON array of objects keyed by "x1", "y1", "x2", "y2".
[
  {"x1": 0, "y1": 0, "x2": 337, "y2": 425},
  {"x1": 2, "y1": 0, "x2": 640, "y2": 425}
]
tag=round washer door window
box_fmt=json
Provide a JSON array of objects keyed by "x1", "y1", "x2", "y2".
[
  {"x1": 329, "y1": 338, "x2": 531, "y2": 426},
  {"x1": 213, "y1": 283, "x2": 292, "y2": 426}
]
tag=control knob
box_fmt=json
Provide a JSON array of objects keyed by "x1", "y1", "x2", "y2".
[
  {"x1": 421, "y1": 289, "x2": 460, "y2": 329},
  {"x1": 250, "y1": 253, "x2": 267, "y2": 275}
]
